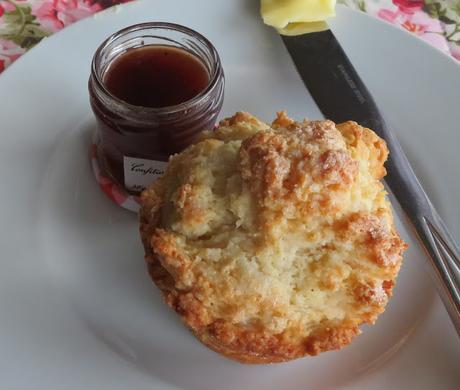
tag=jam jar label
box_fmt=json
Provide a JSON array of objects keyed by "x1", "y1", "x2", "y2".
[{"x1": 123, "y1": 156, "x2": 168, "y2": 193}]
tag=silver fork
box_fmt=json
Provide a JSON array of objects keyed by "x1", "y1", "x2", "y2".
[
  {"x1": 280, "y1": 29, "x2": 460, "y2": 334},
  {"x1": 379, "y1": 117, "x2": 460, "y2": 335}
]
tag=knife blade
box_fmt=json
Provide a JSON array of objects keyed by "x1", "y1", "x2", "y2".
[{"x1": 282, "y1": 30, "x2": 460, "y2": 335}]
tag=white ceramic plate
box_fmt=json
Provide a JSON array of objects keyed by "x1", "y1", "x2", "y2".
[{"x1": 0, "y1": 0, "x2": 459, "y2": 388}]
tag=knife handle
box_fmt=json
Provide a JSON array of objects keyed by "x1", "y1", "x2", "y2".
[
  {"x1": 282, "y1": 31, "x2": 385, "y2": 133},
  {"x1": 282, "y1": 30, "x2": 460, "y2": 334}
]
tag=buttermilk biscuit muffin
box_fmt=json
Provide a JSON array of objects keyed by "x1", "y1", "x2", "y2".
[{"x1": 139, "y1": 112, "x2": 407, "y2": 364}]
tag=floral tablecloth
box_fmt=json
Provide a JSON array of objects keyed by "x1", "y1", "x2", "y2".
[{"x1": 0, "y1": 0, "x2": 459, "y2": 73}]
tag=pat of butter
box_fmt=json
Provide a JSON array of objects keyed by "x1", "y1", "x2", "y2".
[{"x1": 261, "y1": 0, "x2": 336, "y2": 35}]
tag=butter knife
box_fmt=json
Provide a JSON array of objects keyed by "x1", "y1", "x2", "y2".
[{"x1": 282, "y1": 30, "x2": 460, "y2": 335}]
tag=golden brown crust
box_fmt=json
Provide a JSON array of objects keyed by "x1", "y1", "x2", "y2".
[{"x1": 139, "y1": 112, "x2": 407, "y2": 363}]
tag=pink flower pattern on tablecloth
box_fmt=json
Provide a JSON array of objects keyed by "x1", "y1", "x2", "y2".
[
  {"x1": 0, "y1": 0, "x2": 133, "y2": 70},
  {"x1": 32, "y1": 0, "x2": 102, "y2": 32},
  {"x1": 340, "y1": 0, "x2": 460, "y2": 58},
  {"x1": 0, "y1": 39, "x2": 21, "y2": 71},
  {"x1": 0, "y1": 0, "x2": 459, "y2": 75},
  {"x1": 1, "y1": 0, "x2": 459, "y2": 210},
  {"x1": 379, "y1": 0, "x2": 451, "y2": 54}
]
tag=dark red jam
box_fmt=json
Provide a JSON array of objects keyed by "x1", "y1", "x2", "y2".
[
  {"x1": 104, "y1": 46, "x2": 210, "y2": 108},
  {"x1": 89, "y1": 23, "x2": 224, "y2": 195}
]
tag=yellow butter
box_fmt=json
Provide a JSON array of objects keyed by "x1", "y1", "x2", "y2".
[
  {"x1": 261, "y1": 0, "x2": 336, "y2": 35},
  {"x1": 277, "y1": 21, "x2": 329, "y2": 35}
]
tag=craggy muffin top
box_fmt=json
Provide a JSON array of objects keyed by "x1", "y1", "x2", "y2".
[{"x1": 140, "y1": 111, "x2": 407, "y2": 363}]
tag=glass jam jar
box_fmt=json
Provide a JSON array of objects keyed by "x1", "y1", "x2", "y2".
[{"x1": 89, "y1": 22, "x2": 225, "y2": 195}]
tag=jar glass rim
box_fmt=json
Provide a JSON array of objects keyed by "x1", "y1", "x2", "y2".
[{"x1": 91, "y1": 22, "x2": 223, "y2": 114}]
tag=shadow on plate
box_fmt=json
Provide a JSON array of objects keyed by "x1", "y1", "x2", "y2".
[{"x1": 37, "y1": 119, "x2": 437, "y2": 390}]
